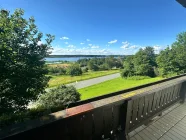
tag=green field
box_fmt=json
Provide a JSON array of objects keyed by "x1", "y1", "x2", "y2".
[
  {"x1": 78, "y1": 77, "x2": 163, "y2": 100},
  {"x1": 48, "y1": 70, "x2": 120, "y2": 87}
]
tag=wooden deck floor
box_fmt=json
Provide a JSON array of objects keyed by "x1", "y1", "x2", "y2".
[{"x1": 129, "y1": 102, "x2": 186, "y2": 140}]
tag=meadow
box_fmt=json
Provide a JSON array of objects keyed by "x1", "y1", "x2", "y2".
[
  {"x1": 48, "y1": 69, "x2": 120, "y2": 87},
  {"x1": 78, "y1": 76, "x2": 163, "y2": 100}
]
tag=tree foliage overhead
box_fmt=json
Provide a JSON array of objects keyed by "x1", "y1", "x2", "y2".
[{"x1": 0, "y1": 9, "x2": 55, "y2": 115}]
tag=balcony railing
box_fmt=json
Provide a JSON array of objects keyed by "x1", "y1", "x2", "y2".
[{"x1": 0, "y1": 74, "x2": 186, "y2": 140}]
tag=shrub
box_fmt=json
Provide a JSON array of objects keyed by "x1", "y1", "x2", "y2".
[
  {"x1": 36, "y1": 85, "x2": 81, "y2": 109},
  {"x1": 67, "y1": 64, "x2": 82, "y2": 76},
  {"x1": 82, "y1": 67, "x2": 88, "y2": 73}
]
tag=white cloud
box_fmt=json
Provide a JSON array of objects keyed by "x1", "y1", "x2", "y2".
[
  {"x1": 37, "y1": 41, "x2": 42, "y2": 46},
  {"x1": 153, "y1": 45, "x2": 162, "y2": 54},
  {"x1": 51, "y1": 46, "x2": 112, "y2": 55},
  {"x1": 60, "y1": 36, "x2": 69, "y2": 40},
  {"x1": 88, "y1": 44, "x2": 92, "y2": 46},
  {"x1": 130, "y1": 45, "x2": 137, "y2": 49},
  {"x1": 108, "y1": 39, "x2": 117, "y2": 44},
  {"x1": 120, "y1": 41, "x2": 130, "y2": 49},
  {"x1": 64, "y1": 42, "x2": 68, "y2": 44},
  {"x1": 91, "y1": 45, "x2": 100, "y2": 49},
  {"x1": 67, "y1": 45, "x2": 76, "y2": 48},
  {"x1": 80, "y1": 42, "x2": 84, "y2": 45},
  {"x1": 106, "y1": 44, "x2": 110, "y2": 47},
  {"x1": 122, "y1": 41, "x2": 128, "y2": 44},
  {"x1": 86, "y1": 39, "x2": 90, "y2": 42}
]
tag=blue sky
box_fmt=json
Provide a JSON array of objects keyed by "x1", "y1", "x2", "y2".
[{"x1": 1, "y1": 0, "x2": 186, "y2": 55}]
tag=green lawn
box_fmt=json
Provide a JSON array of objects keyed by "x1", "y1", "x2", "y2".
[
  {"x1": 78, "y1": 77, "x2": 163, "y2": 100},
  {"x1": 48, "y1": 70, "x2": 120, "y2": 87}
]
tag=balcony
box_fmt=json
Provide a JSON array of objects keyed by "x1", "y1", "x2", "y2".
[{"x1": 1, "y1": 74, "x2": 186, "y2": 140}]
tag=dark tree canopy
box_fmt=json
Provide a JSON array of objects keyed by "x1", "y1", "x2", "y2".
[{"x1": 0, "y1": 9, "x2": 55, "y2": 115}]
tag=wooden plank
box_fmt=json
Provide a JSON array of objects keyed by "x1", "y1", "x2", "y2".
[
  {"x1": 137, "y1": 97, "x2": 145, "y2": 123},
  {"x1": 147, "y1": 93, "x2": 154, "y2": 116},
  {"x1": 151, "y1": 91, "x2": 158, "y2": 113},
  {"x1": 128, "y1": 131, "x2": 137, "y2": 137},
  {"x1": 163, "y1": 88, "x2": 169, "y2": 107},
  {"x1": 152, "y1": 122, "x2": 167, "y2": 135},
  {"x1": 155, "y1": 120, "x2": 172, "y2": 134},
  {"x1": 141, "y1": 129, "x2": 157, "y2": 140},
  {"x1": 125, "y1": 100, "x2": 133, "y2": 133},
  {"x1": 157, "y1": 117, "x2": 176, "y2": 130},
  {"x1": 133, "y1": 134, "x2": 143, "y2": 140},
  {"x1": 170, "y1": 85, "x2": 176, "y2": 102},
  {"x1": 166, "y1": 131, "x2": 183, "y2": 140},
  {"x1": 159, "y1": 137, "x2": 166, "y2": 140},
  {"x1": 173, "y1": 85, "x2": 179, "y2": 101},
  {"x1": 174, "y1": 125, "x2": 186, "y2": 136},
  {"x1": 131, "y1": 99, "x2": 140, "y2": 127},
  {"x1": 112, "y1": 101, "x2": 124, "y2": 134},
  {"x1": 134, "y1": 126, "x2": 144, "y2": 133},
  {"x1": 143, "y1": 95, "x2": 149, "y2": 118},
  {"x1": 175, "y1": 123, "x2": 186, "y2": 131},
  {"x1": 159, "y1": 89, "x2": 165, "y2": 109},
  {"x1": 161, "y1": 88, "x2": 168, "y2": 108},
  {"x1": 166, "y1": 86, "x2": 173, "y2": 105},
  {"x1": 103, "y1": 105, "x2": 113, "y2": 138},
  {"x1": 82, "y1": 112, "x2": 94, "y2": 139},
  {"x1": 92, "y1": 108, "x2": 104, "y2": 138},
  {"x1": 148, "y1": 125, "x2": 163, "y2": 138},
  {"x1": 155, "y1": 90, "x2": 162, "y2": 112},
  {"x1": 161, "y1": 134, "x2": 174, "y2": 140},
  {"x1": 138, "y1": 130, "x2": 152, "y2": 140},
  {"x1": 176, "y1": 83, "x2": 182, "y2": 99},
  {"x1": 168, "y1": 129, "x2": 185, "y2": 140},
  {"x1": 171, "y1": 127, "x2": 186, "y2": 139},
  {"x1": 145, "y1": 127, "x2": 160, "y2": 139},
  {"x1": 129, "y1": 137, "x2": 137, "y2": 140}
]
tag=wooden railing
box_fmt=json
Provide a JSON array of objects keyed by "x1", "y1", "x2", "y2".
[{"x1": 0, "y1": 75, "x2": 186, "y2": 140}]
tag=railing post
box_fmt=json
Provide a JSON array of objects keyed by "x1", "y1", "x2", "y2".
[{"x1": 180, "y1": 81, "x2": 186, "y2": 103}]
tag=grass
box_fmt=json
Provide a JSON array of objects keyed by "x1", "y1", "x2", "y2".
[
  {"x1": 47, "y1": 63, "x2": 70, "y2": 68},
  {"x1": 48, "y1": 69, "x2": 120, "y2": 88},
  {"x1": 78, "y1": 77, "x2": 163, "y2": 100}
]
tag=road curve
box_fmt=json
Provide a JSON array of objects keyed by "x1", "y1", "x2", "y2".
[{"x1": 67, "y1": 73, "x2": 120, "y2": 89}]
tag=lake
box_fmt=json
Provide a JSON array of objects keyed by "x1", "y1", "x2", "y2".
[{"x1": 45, "y1": 56, "x2": 106, "y2": 62}]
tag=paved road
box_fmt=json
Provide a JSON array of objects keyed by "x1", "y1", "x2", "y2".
[{"x1": 67, "y1": 73, "x2": 120, "y2": 89}]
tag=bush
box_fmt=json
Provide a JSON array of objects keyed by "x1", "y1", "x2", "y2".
[
  {"x1": 99, "y1": 64, "x2": 109, "y2": 70},
  {"x1": 120, "y1": 69, "x2": 134, "y2": 78},
  {"x1": 0, "y1": 84, "x2": 80, "y2": 128},
  {"x1": 67, "y1": 64, "x2": 82, "y2": 76},
  {"x1": 82, "y1": 67, "x2": 88, "y2": 73},
  {"x1": 36, "y1": 85, "x2": 81, "y2": 109},
  {"x1": 48, "y1": 67, "x2": 67, "y2": 75}
]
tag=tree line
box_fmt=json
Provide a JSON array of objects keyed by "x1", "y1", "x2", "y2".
[
  {"x1": 121, "y1": 32, "x2": 186, "y2": 78},
  {"x1": 48, "y1": 57, "x2": 124, "y2": 76}
]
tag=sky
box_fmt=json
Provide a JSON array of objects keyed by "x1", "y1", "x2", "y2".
[{"x1": 1, "y1": 0, "x2": 186, "y2": 55}]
